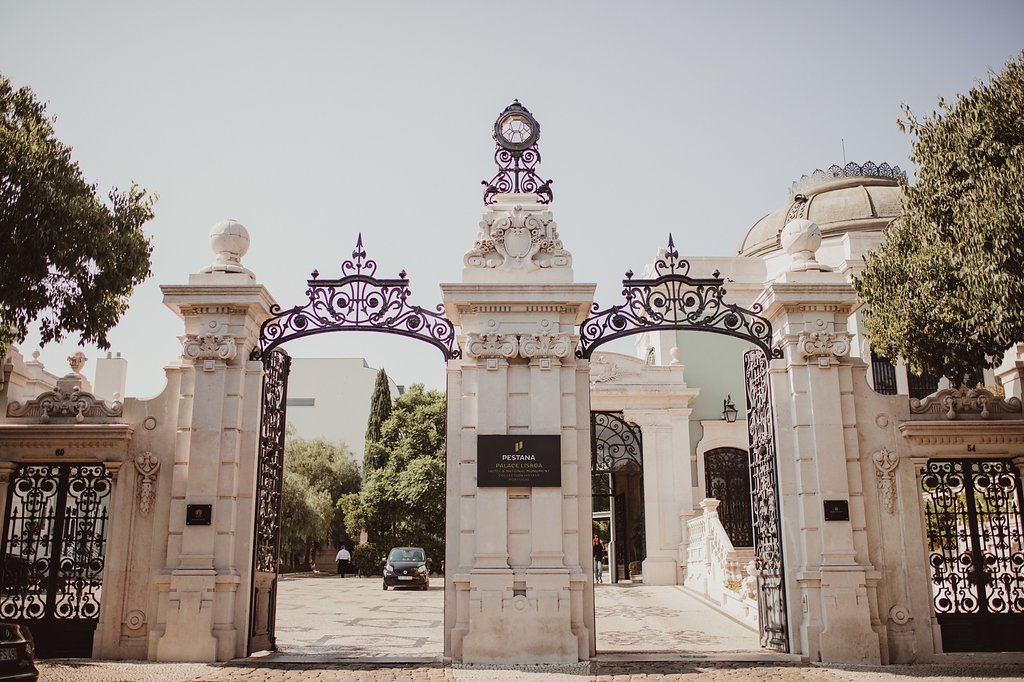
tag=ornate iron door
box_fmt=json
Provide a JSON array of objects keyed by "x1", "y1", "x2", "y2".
[
  {"x1": 744, "y1": 348, "x2": 788, "y2": 651},
  {"x1": 0, "y1": 462, "x2": 112, "y2": 657},
  {"x1": 591, "y1": 412, "x2": 644, "y2": 583},
  {"x1": 704, "y1": 448, "x2": 754, "y2": 547},
  {"x1": 921, "y1": 459, "x2": 1024, "y2": 652},
  {"x1": 247, "y1": 349, "x2": 291, "y2": 655}
]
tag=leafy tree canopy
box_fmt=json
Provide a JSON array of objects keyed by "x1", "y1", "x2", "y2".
[
  {"x1": 363, "y1": 368, "x2": 393, "y2": 471},
  {"x1": 0, "y1": 74, "x2": 155, "y2": 352},
  {"x1": 280, "y1": 431, "x2": 361, "y2": 571},
  {"x1": 854, "y1": 51, "x2": 1024, "y2": 384},
  {"x1": 341, "y1": 384, "x2": 446, "y2": 571}
]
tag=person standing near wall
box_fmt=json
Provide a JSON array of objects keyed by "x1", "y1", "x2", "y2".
[
  {"x1": 592, "y1": 534, "x2": 606, "y2": 584},
  {"x1": 336, "y1": 545, "x2": 352, "y2": 577}
]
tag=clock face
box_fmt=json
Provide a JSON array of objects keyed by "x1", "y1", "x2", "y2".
[
  {"x1": 499, "y1": 114, "x2": 533, "y2": 145},
  {"x1": 495, "y1": 109, "x2": 538, "y2": 150}
]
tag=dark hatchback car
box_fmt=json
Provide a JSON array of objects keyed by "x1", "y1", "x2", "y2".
[
  {"x1": 382, "y1": 547, "x2": 429, "y2": 591},
  {"x1": 0, "y1": 622, "x2": 37, "y2": 681}
]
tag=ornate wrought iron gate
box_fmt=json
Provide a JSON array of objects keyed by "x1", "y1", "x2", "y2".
[
  {"x1": 246, "y1": 236, "x2": 459, "y2": 655},
  {"x1": 578, "y1": 236, "x2": 788, "y2": 652},
  {"x1": 744, "y1": 348, "x2": 787, "y2": 650},
  {"x1": 921, "y1": 459, "x2": 1024, "y2": 652},
  {"x1": 0, "y1": 462, "x2": 112, "y2": 657},
  {"x1": 704, "y1": 447, "x2": 753, "y2": 548},
  {"x1": 248, "y1": 349, "x2": 290, "y2": 655}
]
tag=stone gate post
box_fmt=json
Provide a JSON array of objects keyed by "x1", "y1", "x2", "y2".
[
  {"x1": 153, "y1": 221, "x2": 275, "y2": 661},
  {"x1": 757, "y1": 224, "x2": 882, "y2": 664},
  {"x1": 442, "y1": 194, "x2": 596, "y2": 663}
]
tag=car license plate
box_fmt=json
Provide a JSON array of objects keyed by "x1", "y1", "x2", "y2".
[
  {"x1": 0, "y1": 648, "x2": 16, "y2": 661},
  {"x1": 398, "y1": 576, "x2": 413, "y2": 580}
]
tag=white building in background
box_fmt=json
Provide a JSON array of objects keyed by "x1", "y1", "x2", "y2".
[{"x1": 285, "y1": 357, "x2": 402, "y2": 455}]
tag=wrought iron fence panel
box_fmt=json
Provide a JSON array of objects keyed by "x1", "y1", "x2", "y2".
[
  {"x1": 705, "y1": 448, "x2": 754, "y2": 548},
  {"x1": 591, "y1": 412, "x2": 643, "y2": 474}
]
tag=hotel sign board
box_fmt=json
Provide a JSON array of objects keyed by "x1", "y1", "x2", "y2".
[{"x1": 477, "y1": 435, "x2": 561, "y2": 487}]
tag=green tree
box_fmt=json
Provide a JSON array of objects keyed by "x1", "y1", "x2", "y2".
[
  {"x1": 363, "y1": 368, "x2": 393, "y2": 471},
  {"x1": 0, "y1": 74, "x2": 155, "y2": 353},
  {"x1": 854, "y1": 51, "x2": 1024, "y2": 384},
  {"x1": 279, "y1": 431, "x2": 361, "y2": 571},
  {"x1": 340, "y1": 384, "x2": 446, "y2": 573}
]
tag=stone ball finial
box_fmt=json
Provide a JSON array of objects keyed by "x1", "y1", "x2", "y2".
[
  {"x1": 201, "y1": 219, "x2": 255, "y2": 277},
  {"x1": 780, "y1": 219, "x2": 831, "y2": 272}
]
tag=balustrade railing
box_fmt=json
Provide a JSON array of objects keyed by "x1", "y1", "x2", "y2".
[{"x1": 683, "y1": 498, "x2": 757, "y2": 627}]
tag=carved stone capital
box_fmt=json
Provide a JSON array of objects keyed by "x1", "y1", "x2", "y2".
[
  {"x1": 872, "y1": 449, "x2": 899, "y2": 514},
  {"x1": 134, "y1": 452, "x2": 161, "y2": 517},
  {"x1": 464, "y1": 204, "x2": 571, "y2": 272},
  {"x1": 182, "y1": 332, "x2": 237, "y2": 362},
  {"x1": 797, "y1": 330, "x2": 850, "y2": 367},
  {"x1": 465, "y1": 333, "x2": 518, "y2": 359},
  {"x1": 519, "y1": 333, "x2": 572, "y2": 359}
]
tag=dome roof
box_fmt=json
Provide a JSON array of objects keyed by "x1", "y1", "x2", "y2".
[{"x1": 736, "y1": 163, "x2": 906, "y2": 258}]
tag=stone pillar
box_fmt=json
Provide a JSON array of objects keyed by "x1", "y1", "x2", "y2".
[
  {"x1": 757, "y1": 221, "x2": 882, "y2": 664},
  {"x1": 153, "y1": 220, "x2": 275, "y2": 662},
  {"x1": 443, "y1": 194, "x2": 595, "y2": 663}
]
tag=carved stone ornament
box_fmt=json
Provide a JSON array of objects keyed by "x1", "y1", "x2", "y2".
[
  {"x1": 797, "y1": 330, "x2": 850, "y2": 367},
  {"x1": 464, "y1": 204, "x2": 571, "y2": 271},
  {"x1": 465, "y1": 333, "x2": 518, "y2": 359},
  {"x1": 7, "y1": 385, "x2": 122, "y2": 423},
  {"x1": 589, "y1": 353, "x2": 640, "y2": 384},
  {"x1": 888, "y1": 603, "x2": 911, "y2": 626},
  {"x1": 182, "y1": 331, "x2": 237, "y2": 362},
  {"x1": 872, "y1": 449, "x2": 899, "y2": 515},
  {"x1": 134, "y1": 452, "x2": 160, "y2": 517},
  {"x1": 519, "y1": 333, "x2": 572, "y2": 359},
  {"x1": 910, "y1": 385, "x2": 1023, "y2": 420}
]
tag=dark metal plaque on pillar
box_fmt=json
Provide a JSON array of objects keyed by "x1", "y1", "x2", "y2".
[
  {"x1": 823, "y1": 500, "x2": 849, "y2": 521},
  {"x1": 186, "y1": 504, "x2": 213, "y2": 526},
  {"x1": 477, "y1": 435, "x2": 561, "y2": 487}
]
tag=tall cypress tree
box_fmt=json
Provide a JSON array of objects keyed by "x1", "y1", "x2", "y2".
[{"x1": 363, "y1": 368, "x2": 393, "y2": 471}]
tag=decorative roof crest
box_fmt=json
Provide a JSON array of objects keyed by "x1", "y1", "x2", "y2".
[{"x1": 789, "y1": 161, "x2": 908, "y2": 198}]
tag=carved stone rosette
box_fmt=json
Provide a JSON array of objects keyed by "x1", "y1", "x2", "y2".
[
  {"x1": 182, "y1": 332, "x2": 237, "y2": 362},
  {"x1": 464, "y1": 333, "x2": 518, "y2": 359},
  {"x1": 519, "y1": 333, "x2": 572, "y2": 359},
  {"x1": 910, "y1": 386, "x2": 1023, "y2": 420},
  {"x1": 134, "y1": 452, "x2": 160, "y2": 517},
  {"x1": 6, "y1": 386, "x2": 123, "y2": 423},
  {"x1": 872, "y1": 449, "x2": 899, "y2": 514},
  {"x1": 464, "y1": 204, "x2": 571, "y2": 271},
  {"x1": 797, "y1": 330, "x2": 850, "y2": 368}
]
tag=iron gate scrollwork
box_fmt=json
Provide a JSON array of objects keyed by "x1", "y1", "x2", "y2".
[
  {"x1": 247, "y1": 236, "x2": 457, "y2": 654},
  {"x1": 744, "y1": 348, "x2": 788, "y2": 650},
  {"x1": 921, "y1": 459, "x2": 1024, "y2": 652},
  {"x1": 591, "y1": 412, "x2": 645, "y2": 583},
  {"x1": 0, "y1": 462, "x2": 112, "y2": 657}
]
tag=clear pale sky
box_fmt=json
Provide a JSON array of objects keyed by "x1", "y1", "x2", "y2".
[{"x1": 2, "y1": 1, "x2": 1022, "y2": 397}]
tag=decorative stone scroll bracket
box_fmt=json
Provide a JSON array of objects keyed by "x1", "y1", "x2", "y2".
[
  {"x1": 134, "y1": 452, "x2": 161, "y2": 517},
  {"x1": 797, "y1": 322, "x2": 850, "y2": 368},
  {"x1": 910, "y1": 385, "x2": 1023, "y2": 420},
  {"x1": 872, "y1": 449, "x2": 898, "y2": 515}
]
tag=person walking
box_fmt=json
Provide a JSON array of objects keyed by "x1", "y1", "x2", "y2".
[
  {"x1": 335, "y1": 545, "x2": 352, "y2": 577},
  {"x1": 592, "y1": 534, "x2": 606, "y2": 584}
]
